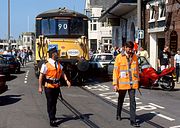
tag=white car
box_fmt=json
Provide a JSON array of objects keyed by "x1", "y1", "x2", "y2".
[{"x1": 89, "y1": 53, "x2": 114, "y2": 72}]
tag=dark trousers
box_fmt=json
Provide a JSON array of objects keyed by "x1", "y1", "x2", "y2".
[
  {"x1": 45, "y1": 87, "x2": 60, "y2": 121},
  {"x1": 176, "y1": 64, "x2": 179, "y2": 82},
  {"x1": 117, "y1": 89, "x2": 136, "y2": 122}
]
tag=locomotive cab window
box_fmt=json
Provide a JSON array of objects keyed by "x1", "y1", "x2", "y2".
[
  {"x1": 70, "y1": 18, "x2": 84, "y2": 35},
  {"x1": 42, "y1": 19, "x2": 56, "y2": 35}
]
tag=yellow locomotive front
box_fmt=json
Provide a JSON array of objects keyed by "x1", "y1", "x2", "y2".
[{"x1": 34, "y1": 8, "x2": 89, "y2": 84}]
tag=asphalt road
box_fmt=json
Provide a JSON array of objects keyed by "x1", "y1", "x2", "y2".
[{"x1": 0, "y1": 63, "x2": 180, "y2": 128}]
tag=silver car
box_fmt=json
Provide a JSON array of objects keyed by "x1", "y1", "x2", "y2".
[{"x1": 89, "y1": 53, "x2": 114, "y2": 73}]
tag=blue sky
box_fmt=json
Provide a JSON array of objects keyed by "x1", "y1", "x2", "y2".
[{"x1": 0, "y1": 0, "x2": 85, "y2": 39}]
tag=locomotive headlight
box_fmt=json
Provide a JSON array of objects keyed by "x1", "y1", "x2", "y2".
[{"x1": 77, "y1": 38, "x2": 82, "y2": 43}]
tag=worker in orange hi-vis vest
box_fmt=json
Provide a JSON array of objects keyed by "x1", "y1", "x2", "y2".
[
  {"x1": 113, "y1": 41, "x2": 140, "y2": 127},
  {"x1": 38, "y1": 47, "x2": 71, "y2": 127}
]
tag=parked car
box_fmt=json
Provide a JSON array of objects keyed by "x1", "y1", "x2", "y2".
[
  {"x1": 1, "y1": 54, "x2": 21, "y2": 73},
  {"x1": 0, "y1": 56, "x2": 11, "y2": 76},
  {"x1": 107, "y1": 58, "x2": 115, "y2": 78},
  {"x1": 89, "y1": 53, "x2": 114, "y2": 73},
  {"x1": 0, "y1": 74, "x2": 7, "y2": 94}
]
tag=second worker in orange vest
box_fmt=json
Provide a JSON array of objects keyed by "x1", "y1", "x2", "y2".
[
  {"x1": 113, "y1": 41, "x2": 140, "y2": 127},
  {"x1": 38, "y1": 47, "x2": 71, "y2": 127}
]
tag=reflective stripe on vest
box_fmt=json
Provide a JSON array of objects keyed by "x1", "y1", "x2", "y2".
[{"x1": 45, "y1": 62, "x2": 62, "y2": 88}]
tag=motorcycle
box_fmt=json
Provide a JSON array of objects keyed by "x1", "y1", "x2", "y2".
[{"x1": 138, "y1": 56, "x2": 175, "y2": 91}]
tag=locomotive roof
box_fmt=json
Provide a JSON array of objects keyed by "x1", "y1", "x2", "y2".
[{"x1": 36, "y1": 8, "x2": 88, "y2": 19}]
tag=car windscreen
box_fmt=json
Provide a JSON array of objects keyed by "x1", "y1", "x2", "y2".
[{"x1": 96, "y1": 55, "x2": 113, "y2": 62}]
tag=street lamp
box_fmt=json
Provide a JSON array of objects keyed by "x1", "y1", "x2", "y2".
[{"x1": 8, "y1": 0, "x2": 11, "y2": 50}]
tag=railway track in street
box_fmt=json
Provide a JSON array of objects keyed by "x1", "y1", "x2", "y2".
[
  {"x1": 79, "y1": 86, "x2": 165, "y2": 128},
  {"x1": 58, "y1": 95, "x2": 100, "y2": 128}
]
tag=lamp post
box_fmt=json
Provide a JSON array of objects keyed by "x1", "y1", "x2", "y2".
[
  {"x1": 137, "y1": 0, "x2": 141, "y2": 50},
  {"x1": 8, "y1": 0, "x2": 11, "y2": 50}
]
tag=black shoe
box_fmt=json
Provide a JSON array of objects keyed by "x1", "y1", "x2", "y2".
[
  {"x1": 116, "y1": 116, "x2": 122, "y2": 120},
  {"x1": 130, "y1": 121, "x2": 140, "y2": 127},
  {"x1": 50, "y1": 120, "x2": 58, "y2": 127}
]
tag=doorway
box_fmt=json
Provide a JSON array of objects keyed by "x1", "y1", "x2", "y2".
[{"x1": 157, "y1": 38, "x2": 165, "y2": 57}]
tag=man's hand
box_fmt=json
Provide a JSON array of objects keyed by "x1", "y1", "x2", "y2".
[
  {"x1": 66, "y1": 80, "x2": 71, "y2": 88},
  {"x1": 113, "y1": 85, "x2": 117, "y2": 92},
  {"x1": 38, "y1": 86, "x2": 43, "y2": 94}
]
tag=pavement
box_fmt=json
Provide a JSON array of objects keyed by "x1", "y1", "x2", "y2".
[{"x1": 175, "y1": 82, "x2": 180, "y2": 89}]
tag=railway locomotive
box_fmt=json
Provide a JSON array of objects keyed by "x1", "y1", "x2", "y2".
[{"x1": 34, "y1": 8, "x2": 89, "y2": 84}]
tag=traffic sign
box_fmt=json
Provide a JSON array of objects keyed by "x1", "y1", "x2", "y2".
[{"x1": 137, "y1": 30, "x2": 144, "y2": 39}]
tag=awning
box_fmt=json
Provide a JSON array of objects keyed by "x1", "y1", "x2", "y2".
[{"x1": 99, "y1": 1, "x2": 137, "y2": 22}]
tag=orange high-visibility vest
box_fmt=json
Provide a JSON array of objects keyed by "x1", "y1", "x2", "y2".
[
  {"x1": 45, "y1": 62, "x2": 62, "y2": 88},
  {"x1": 113, "y1": 53, "x2": 139, "y2": 90}
]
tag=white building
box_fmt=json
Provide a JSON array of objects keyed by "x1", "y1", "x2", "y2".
[
  {"x1": 99, "y1": 0, "x2": 137, "y2": 49},
  {"x1": 18, "y1": 32, "x2": 35, "y2": 50},
  {"x1": 0, "y1": 39, "x2": 18, "y2": 50},
  {"x1": 85, "y1": 0, "x2": 116, "y2": 52}
]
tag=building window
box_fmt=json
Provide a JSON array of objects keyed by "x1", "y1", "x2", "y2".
[
  {"x1": 150, "y1": 5, "x2": 155, "y2": 20},
  {"x1": 93, "y1": 24, "x2": 97, "y2": 30},
  {"x1": 90, "y1": 24, "x2": 92, "y2": 31},
  {"x1": 24, "y1": 37, "x2": 26, "y2": 42},
  {"x1": 90, "y1": 18, "x2": 98, "y2": 31},
  {"x1": 101, "y1": 22, "x2": 105, "y2": 27},
  {"x1": 27, "y1": 37, "x2": 30, "y2": 42},
  {"x1": 159, "y1": 1, "x2": 166, "y2": 19},
  {"x1": 109, "y1": 39, "x2": 112, "y2": 44},
  {"x1": 104, "y1": 39, "x2": 108, "y2": 44}
]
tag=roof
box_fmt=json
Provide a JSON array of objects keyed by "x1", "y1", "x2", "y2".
[
  {"x1": 99, "y1": 0, "x2": 137, "y2": 22},
  {"x1": 36, "y1": 8, "x2": 88, "y2": 19},
  {"x1": 90, "y1": 0, "x2": 117, "y2": 10}
]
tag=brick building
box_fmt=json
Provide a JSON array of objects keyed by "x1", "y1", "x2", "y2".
[{"x1": 143, "y1": 0, "x2": 180, "y2": 69}]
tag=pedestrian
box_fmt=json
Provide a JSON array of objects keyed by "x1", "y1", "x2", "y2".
[
  {"x1": 38, "y1": 47, "x2": 71, "y2": 127},
  {"x1": 89, "y1": 49, "x2": 94, "y2": 59},
  {"x1": 158, "y1": 45, "x2": 171, "y2": 71},
  {"x1": 137, "y1": 47, "x2": 149, "y2": 59},
  {"x1": 113, "y1": 41, "x2": 140, "y2": 127},
  {"x1": 174, "y1": 48, "x2": 180, "y2": 83},
  {"x1": 113, "y1": 46, "x2": 119, "y2": 57}
]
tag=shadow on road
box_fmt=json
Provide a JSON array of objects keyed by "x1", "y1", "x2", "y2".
[
  {"x1": 137, "y1": 113, "x2": 156, "y2": 124},
  {"x1": 171, "y1": 88, "x2": 180, "y2": 91},
  {"x1": 0, "y1": 94, "x2": 22, "y2": 106},
  {"x1": 56, "y1": 113, "x2": 93, "y2": 125},
  {"x1": 5, "y1": 75, "x2": 17, "y2": 81}
]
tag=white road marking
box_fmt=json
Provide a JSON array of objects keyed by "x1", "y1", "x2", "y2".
[
  {"x1": 150, "y1": 111, "x2": 175, "y2": 121},
  {"x1": 123, "y1": 102, "x2": 142, "y2": 107},
  {"x1": 149, "y1": 103, "x2": 165, "y2": 109},
  {"x1": 85, "y1": 84, "x2": 110, "y2": 91},
  {"x1": 84, "y1": 84, "x2": 177, "y2": 122},
  {"x1": 137, "y1": 105, "x2": 159, "y2": 111},
  {"x1": 24, "y1": 70, "x2": 29, "y2": 84},
  {"x1": 26, "y1": 62, "x2": 34, "y2": 65},
  {"x1": 169, "y1": 125, "x2": 180, "y2": 128},
  {"x1": 99, "y1": 92, "x2": 117, "y2": 97}
]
